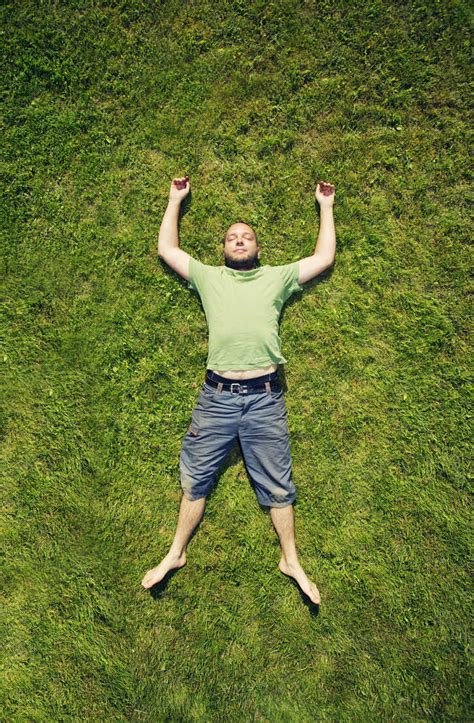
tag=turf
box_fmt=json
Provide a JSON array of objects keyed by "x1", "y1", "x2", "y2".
[{"x1": 1, "y1": 0, "x2": 471, "y2": 720}]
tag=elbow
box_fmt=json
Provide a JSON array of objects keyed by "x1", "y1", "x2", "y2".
[{"x1": 322, "y1": 255, "x2": 335, "y2": 269}]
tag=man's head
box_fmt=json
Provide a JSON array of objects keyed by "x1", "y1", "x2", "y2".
[{"x1": 222, "y1": 220, "x2": 260, "y2": 270}]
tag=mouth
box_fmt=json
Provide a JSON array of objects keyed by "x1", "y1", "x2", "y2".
[{"x1": 235, "y1": 249, "x2": 246, "y2": 253}]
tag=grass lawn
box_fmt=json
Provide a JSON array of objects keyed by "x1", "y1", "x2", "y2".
[{"x1": 2, "y1": 1, "x2": 471, "y2": 720}]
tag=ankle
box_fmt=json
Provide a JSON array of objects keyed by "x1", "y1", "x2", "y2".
[
  {"x1": 169, "y1": 546, "x2": 186, "y2": 559},
  {"x1": 280, "y1": 554, "x2": 299, "y2": 567}
]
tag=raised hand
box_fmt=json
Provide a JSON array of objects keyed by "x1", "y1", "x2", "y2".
[
  {"x1": 315, "y1": 180, "x2": 335, "y2": 207},
  {"x1": 169, "y1": 175, "x2": 190, "y2": 202}
]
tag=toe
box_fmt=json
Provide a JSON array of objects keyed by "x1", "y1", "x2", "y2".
[{"x1": 312, "y1": 587, "x2": 321, "y2": 604}]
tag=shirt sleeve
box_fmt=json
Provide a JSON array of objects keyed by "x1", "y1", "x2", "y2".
[
  {"x1": 187, "y1": 257, "x2": 211, "y2": 294},
  {"x1": 276, "y1": 261, "x2": 304, "y2": 302}
]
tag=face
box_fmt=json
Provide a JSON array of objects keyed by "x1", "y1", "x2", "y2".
[{"x1": 223, "y1": 223, "x2": 260, "y2": 270}]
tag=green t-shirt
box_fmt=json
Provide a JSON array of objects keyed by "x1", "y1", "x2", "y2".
[{"x1": 187, "y1": 258, "x2": 303, "y2": 370}]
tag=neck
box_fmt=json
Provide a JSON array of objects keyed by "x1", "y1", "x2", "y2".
[{"x1": 224, "y1": 257, "x2": 260, "y2": 271}]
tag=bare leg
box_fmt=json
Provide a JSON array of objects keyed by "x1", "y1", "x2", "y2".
[
  {"x1": 141, "y1": 494, "x2": 206, "y2": 589},
  {"x1": 270, "y1": 504, "x2": 321, "y2": 605}
]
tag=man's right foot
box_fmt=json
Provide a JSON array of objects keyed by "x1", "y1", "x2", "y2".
[{"x1": 141, "y1": 551, "x2": 186, "y2": 589}]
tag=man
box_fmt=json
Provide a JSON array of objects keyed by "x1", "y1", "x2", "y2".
[{"x1": 141, "y1": 176, "x2": 336, "y2": 606}]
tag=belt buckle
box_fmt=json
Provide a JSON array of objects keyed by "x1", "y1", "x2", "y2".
[{"x1": 230, "y1": 383, "x2": 247, "y2": 394}]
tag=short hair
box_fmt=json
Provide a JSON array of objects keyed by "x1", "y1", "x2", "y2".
[{"x1": 221, "y1": 220, "x2": 258, "y2": 245}]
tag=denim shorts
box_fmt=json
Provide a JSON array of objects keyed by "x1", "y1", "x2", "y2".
[{"x1": 179, "y1": 370, "x2": 296, "y2": 508}]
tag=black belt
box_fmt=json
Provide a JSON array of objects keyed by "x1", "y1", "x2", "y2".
[{"x1": 205, "y1": 371, "x2": 282, "y2": 395}]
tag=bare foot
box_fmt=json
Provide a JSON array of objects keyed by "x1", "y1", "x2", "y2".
[
  {"x1": 141, "y1": 551, "x2": 186, "y2": 589},
  {"x1": 278, "y1": 558, "x2": 321, "y2": 605}
]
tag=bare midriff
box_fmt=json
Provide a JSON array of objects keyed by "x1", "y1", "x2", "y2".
[{"x1": 211, "y1": 363, "x2": 278, "y2": 380}]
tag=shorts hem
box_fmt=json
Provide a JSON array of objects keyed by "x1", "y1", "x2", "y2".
[
  {"x1": 181, "y1": 490, "x2": 208, "y2": 502},
  {"x1": 260, "y1": 498, "x2": 296, "y2": 509}
]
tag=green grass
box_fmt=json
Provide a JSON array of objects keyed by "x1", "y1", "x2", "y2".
[{"x1": 2, "y1": 0, "x2": 471, "y2": 719}]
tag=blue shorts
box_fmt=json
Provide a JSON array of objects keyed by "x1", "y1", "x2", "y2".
[{"x1": 179, "y1": 370, "x2": 296, "y2": 508}]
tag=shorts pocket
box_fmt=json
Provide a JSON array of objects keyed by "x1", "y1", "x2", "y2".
[
  {"x1": 187, "y1": 406, "x2": 202, "y2": 436},
  {"x1": 200, "y1": 383, "x2": 217, "y2": 402},
  {"x1": 193, "y1": 387, "x2": 215, "y2": 420},
  {"x1": 269, "y1": 388, "x2": 284, "y2": 404}
]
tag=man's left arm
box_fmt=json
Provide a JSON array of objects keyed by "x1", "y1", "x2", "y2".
[{"x1": 298, "y1": 181, "x2": 336, "y2": 284}]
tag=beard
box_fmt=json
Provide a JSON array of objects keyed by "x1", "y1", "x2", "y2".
[{"x1": 224, "y1": 251, "x2": 260, "y2": 270}]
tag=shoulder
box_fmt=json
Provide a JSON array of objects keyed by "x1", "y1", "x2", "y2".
[
  {"x1": 187, "y1": 258, "x2": 218, "y2": 290},
  {"x1": 266, "y1": 261, "x2": 304, "y2": 295},
  {"x1": 267, "y1": 260, "x2": 301, "y2": 281},
  {"x1": 267, "y1": 261, "x2": 299, "y2": 273}
]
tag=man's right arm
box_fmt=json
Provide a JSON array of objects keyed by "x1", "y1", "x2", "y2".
[{"x1": 158, "y1": 177, "x2": 193, "y2": 281}]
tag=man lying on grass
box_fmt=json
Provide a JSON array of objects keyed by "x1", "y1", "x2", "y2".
[{"x1": 141, "y1": 175, "x2": 336, "y2": 607}]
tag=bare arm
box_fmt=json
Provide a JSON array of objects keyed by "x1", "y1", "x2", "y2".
[
  {"x1": 158, "y1": 176, "x2": 193, "y2": 281},
  {"x1": 298, "y1": 181, "x2": 336, "y2": 284}
]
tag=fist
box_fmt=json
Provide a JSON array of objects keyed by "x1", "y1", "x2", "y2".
[
  {"x1": 315, "y1": 180, "x2": 335, "y2": 205},
  {"x1": 169, "y1": 175, "x2": 190, "y2": 201}
]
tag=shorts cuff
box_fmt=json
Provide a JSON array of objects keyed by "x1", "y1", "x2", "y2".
[{"x1": 262, "y1": 498, "x2": 296, "y2": 509}]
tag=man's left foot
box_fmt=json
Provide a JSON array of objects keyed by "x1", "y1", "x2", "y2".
[{"x1": 278, "y1": 558, "x2": 321, "y2": 605}]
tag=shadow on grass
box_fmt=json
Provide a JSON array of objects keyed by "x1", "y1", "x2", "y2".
[
  {"x1": 286, "y1": 577, "x2": 320, "y2": 618},
  {"x1": 149, "y1": 567, "x2": 183, "y2": 600}
]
